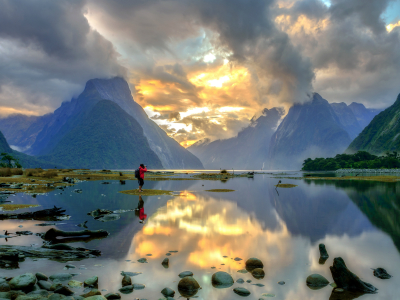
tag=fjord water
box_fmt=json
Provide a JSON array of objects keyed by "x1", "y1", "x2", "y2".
[{"x1": 1, "y1": 174, "x2": 399, "y2": 300}]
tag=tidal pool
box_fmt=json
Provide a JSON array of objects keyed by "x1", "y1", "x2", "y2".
[{"x1": 1, "y1": 173, "x2": 399, "y2": 299}]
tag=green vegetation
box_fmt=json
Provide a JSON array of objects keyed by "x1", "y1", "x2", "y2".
[
  {"x1": 0, "y1": 152, "x2": 21, "y2": 168},
  {"x1": 302, "y1": 151, "x2": 400, "y2": 171},
  {"x1": 0, "y1": 204, "x2": 40, "y2": 211},
  {"x1": 119, "y1": 189, "x2": 173, "y2": 196},
  {"x1": 205, "y1": 189, "x2": 235, "y2": 192},
  {"x1": 275, "y1": 184, "x2": 297, "y2": 188}
]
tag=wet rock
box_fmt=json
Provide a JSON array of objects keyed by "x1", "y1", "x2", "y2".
[
  {"x1": 252, "y1": 283, "x2": 265, "y2": 287},
  {"x1": 16, "y1": 231, "x2": 33, "y2": 236},
  {"x1": 7, "y1": 290, "x2": 26, "y2": 300},
  {"x1": 48, "y1": 294, "x2": 66, "y2": 300},
  {"x1": 84, "y1": 277, "x2": 98, "y2": 288},
  {"x1": 9, "y1": 274, "x2": 36, "y2": 291},
  {"x1": 68, "y1": 280, "x2": 83, "y2": 288},
  {"x1": 246, "y1": 280, "x2": 252, "y2": 283},
  {"x1": 236, "y1": 278, "x2": 244, "y2": 284},
  {"x1": 137, "y1": 258, "x2": 147, "y2": 263},
  {"x1": 233, "y1": 287, "x2": 251, "y2": 296},
  {"x1": 373, "y1": 268, "x2": 391, "y2": 279},
  {"x1": 35, "y1": 274, "x2": 47, "y2": 282},
  {"x1": 0, "y1": 283, "x2": 10, "y2": 292},
  {"x1": 84, "y1": 296, "x2": 107, "y2": 300},
  {"x1": 50, "y1": 283, "x2": 62, "y2": 291},
  {"x1": 104, "y1": 293, "x2": 121, "y2": 300},
  {"x1": 132, "y1": 284, "x2": 145, "y2": 290},
  {"x1": 161, "y1": 288, "x2": 175, "y2": 297},
  {"x1": 306, "y1": 274, "x2": 329, "y2": 289},
  {"x1": 120, "y1": 272, "x2": 141, "y2": 277},
  {"x1": 211, "y1": 272, "x2": 234, "y2": 288},
  {"x1": 251, "y1": 268, "x2": 265, "y2": 279},
  {"x1": 27, "y1": 290, "x2": 49, "y2": 297},
  {"x1": 161, "y1": 258, "x2": 169, "y2": 268},
  {"x1": 81, "y1": 289, "x2": 101, "y2": 298},
  {"x1": 87, "y1": 209, "x2": 112, "y2": 218},
  {"x1": 178, "y1": 271, "x2": 193, "y2": 278},
  {"x1": 319, "y1": 244, "x2": 329, "y2": 264},
  {"x1": 54, "y1": 286, "x2": 74, "y2": 296},
  {"x1": 37, "y1": 281, "x2": 51, "y2": 291},
  {"x1": 47, "y1": 244, "x2": 74, "y2": 251},
  {"x1": 177, "y1": 276, "x2": 200, "y2": 298},
  {"x1": 65, "y1": 265, "x2": 75, "y2": 269},
  {"x1": 237, "y1": 269, "x2": 248, "y2": 274},
  {"x1": 165, "y1": 253, "x2": 171, "y2": 256},
  {"x1": 15, "y1": 295, "x2": 44, "y2": 300},
  {"x1": 330, "y1": 257, "x2": 377, "y2": 293},
  {"x1": 245, "y1": 258, "x2": 263, "y2": 271},
  {"x1": 121, "y1": 276, "x2": 131, "y2": 287},
  {"x1": 118, "y1": 286, "x2": 133, "y2": 294},
  {"x1": 95, "y1": 214, "x2": 120, "y2": 222},
  {"x1": 234, "y1": 257, "x2": 242, "y2": 261},
  {"x1": 278, "y1": 281, "x2": 285, "y2": 285},
  {"x1": 49, "y1": 274, "x2": 73, "y2": 282}
]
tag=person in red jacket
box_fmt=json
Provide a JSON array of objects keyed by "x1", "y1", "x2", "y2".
[{"x1": 138, "y1": 164, "x2": 147, "y2": 192}]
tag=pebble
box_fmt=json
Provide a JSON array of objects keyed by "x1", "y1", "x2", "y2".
[
  {"x1": 236, "y1": 278, "x2": 244, "y2": 284},
  {"x1": 278, "y1": 281, "x2": 285, "y2": 285},
  {"x1": 137, "y1": 258, "x2": 147, "y2": 263},
  {"x1": 233, "y1": 287, "x2": 251, "y2": 296},
  {"x1": 179, "y1": 271, "x2": 193, "y2": 278}
]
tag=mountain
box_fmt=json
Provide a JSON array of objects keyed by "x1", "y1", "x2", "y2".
[
  {"x1": 39, "y1": 100, "x2": 163, "y2": 169},
  {"x1": 347, "y1": 93, "x2": 400, "y2": 154},
  {"x1": 8, "y1": 77, "x2": 203, "y2": 169},
  {"x1": 0, "y1": 114, "x2": 51, "y2": 152},
  {"x1": 330, "y1": 103, "x2": 362, "y2": 139},
  {"x1": 0, "y1": 131, "x2": 13, "y2": 153},
  {"x1": 348, "y1": 102, "x2": 383, "y2": 129},
  {"x1": 188, "y1": 108, "x2": 284, "y2": 170},
  {"x1": 268, "y1": 93, "x2": 352, "y2": 170}
]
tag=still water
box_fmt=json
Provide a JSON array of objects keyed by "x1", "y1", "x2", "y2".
[{"x1": 1, "y1": 173, "x2": 399, "y2": 299}]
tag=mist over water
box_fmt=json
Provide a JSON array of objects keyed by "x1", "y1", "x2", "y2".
[{"x1": 1, "y1": 173, "x2": 399, "y2": 299}]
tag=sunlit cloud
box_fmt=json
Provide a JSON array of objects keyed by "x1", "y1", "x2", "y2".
[{"x1": 387, "y1": 20, "x2": 400, "y2": 32}]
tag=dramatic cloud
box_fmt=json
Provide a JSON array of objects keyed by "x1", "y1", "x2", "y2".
[{"x1": 1, "y1": 0, "x2": 399, "y2": 145}]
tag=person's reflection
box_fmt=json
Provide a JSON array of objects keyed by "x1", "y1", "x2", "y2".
[{"x1": 135, "y1": 195, "x2": 147, "y2": 224}]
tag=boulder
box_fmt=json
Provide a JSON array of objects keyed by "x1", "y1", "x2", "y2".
[
  {"x1": 330, "y1": 257, "x2": 377, "y2": 293},
  {"x1": 319, "y1": 244, "x2": 329, "y2": 264},
  {"x1": 84, "y1": 297, "x2": 107, "y2": 300},
  {"x1": 48, "y1": 294, "x2": 66, "y2": 300},
  {"x1": 9, "y1": 274, "x2": 36, "y2": 291},
  {"x1": 177, "y1": 277, "x2": 200, "y2": 298},
  {"x1": 84, "y1": 277, "x2": 98, "y2": 288},
  {"x1": 7, "y1": 290, "x2": 25, "y2": 300},
  {"x1": 211, "y1": 272, "x2": 234, "y2": 288},
  {"x1": 50, "y1": 283, "x2": 62, "y2": 291},
  {"x1": 233, "y1": 287, "x2": 251, "y2": 296},
  {"x1": 15, "y1": 295, "x2": 44, "y2": 300},
  {"x1": 104, "y1": 293, "x2": 120, "y2": 300},
  {"x1": 27, "y1": 290, "x2": 49, "y2": 297},
  {"x1": 54, "y1": 286, "x2": 74, "y2": 296},
  {"x1": 121, "y1": 275, "x2": 131, "y2": 287},
  {"x1": 81, "y1": 289, "x2": 101, "y2": 298},
  {"x1": 49, "y1": 274, "x2": 72, "y2": 282},
  {"x1": 161, "y1": 258, "x2": 169, "y2": 268},
  {"x1": 251, "y1": 268, "x2": 265, "y2": 279},
  {"x1": 35, "y1": 274, "x2": 47, "y2": 282},
  {"x1": 118, "y1": 286, "x2": 133, "y2": 294},
  {"x1": 306, "y1": 274, "x2": 329, "y2": 289},
  {"x1": 67, "y1": 280, "x2": 83, "y2": 288},
  {"x1": 178, "y1": 271, "x2": 193, "y2": 278},
  {"x1": 373, "y1": 268, "x2": 391, "y2": 279},
  {"x1": 161, "y1": 288, "x2": 175, "y2": 297},
  {"x1": 0, "y1": 283, "x2": 10, "y2": 292},
  {"x1": 245, "y1": 258, "x2": 263, "y2": 271},
  {"x1": 132, "y1": 284, "x2": 145, "y2": 290}
]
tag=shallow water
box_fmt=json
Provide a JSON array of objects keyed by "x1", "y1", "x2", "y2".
[{"x1": 1, "y1": 173, "x2": 399, "y2": 299}]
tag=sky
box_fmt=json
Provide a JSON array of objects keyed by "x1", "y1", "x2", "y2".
[{"x1": 0, "y1": 0, "x2": 400, "y2": 147}]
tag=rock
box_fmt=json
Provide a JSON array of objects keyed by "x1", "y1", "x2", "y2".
[
  {"x1": 50, "y1": 283, "x2": 62, "y2": 291},
  {"x1": 121, "y1": 276, "x2": 131, "y2": 287},
  {"x1": 278, "y1": 281, "x2": 285, "y2": 285},
  {"x1": 87, "y1": 209, "x2": 112, "y2": 218},
  {"x1": 245, "y1": 258, "x2": 263, "y2": 271},
  {"x1": 178, "y1": 271, "x2": 193, "y2": 278},
  {"x1": 84, "y1": 296, "x2": 107, "y2": 300},
  {"x1": 211, "y1": 272, "x2": 234, "y2": 288},
  {"x1": 373, "y1": 268, "x2": 392, "y2": 279},
  {"x1": 165, "y1": 253, "x2": 171, "y2": 256},
  {"x1": 330, "y1": 257, "x2": 377, "y2": 293},
  {"x1": 68, "y1": 280, "x2": 83, "y2": 288},
  {"x1": 137, "y1": 258, "x2": 147, "y2": 263},
  {"x1": 104, "y1": 293, "x2": 120, "y2": 300},
  {"x1": 49, "y1": 274, "x2": 73, "y2": 282},
  {"x1": 177, "y1": 276, "x2": 200, "y2": 297},
  {"x1": 306, "y1": 274, "x2": 329, "y2": 289},
  {"x1": 234, "y1": 257, "x2": 242, "y2": 261},
  {"x1": 81, "y1": 289, "x2": 101, "y2": 298},
  {"x1": 118, "y1": 286, "x2": 133, "y2": 294},
  {"x1": 15, "y1": 295, "x2": 44, "y2": 300},
  {"x1": 132, "y1": 284, "x2": 145, "y2": 290},
  {"x1": 65, "y1": 265, "x2": 75, "y2": 269},
  {"x1": 120, "y1": 272, "x2": 141, "y2": 277},
  {"x1": 9, "y1": 274, "x2": 36, "y2": 291},
  {"x1": 236, "y1": 278, "x2": 244, "y2": 284},
  {"x1": 48, "y1": 294, "x2": 66, "y2": 300},
  {"x1": 54, "y1": 286, "x2": 74, "y2": 296},
  {"x1": 233, "y1": 287, "x2": 251, "y2": 296},
  {"x1": 161, "y1": 258, "x2": 169, "y2": 268},
  {"x1": 27, "y1": 290, "x2": 49, "y2": 297},
  {"x1": 0, "y1": 283, "x2": 10, "y2": 292},
  {"x1": 83, "y1": 277, "x2": 98, "y2": 287},
  {"x1": 246, "y1": 280, "x2": 252, "y2": 283},
  {"x1": 161, "y1": 288, "x2": 175, "y2": 297},
  {"x1": 319, "y1": 244, "x2": 329, "y2": 264},
  {"x1": 237, "y1": 269, "x2": 248, "y2": 274},
  {"x1": 251, "y1": 268, "x2": 265, "y2": 279},
  {"x1": 35, "y1": 274, "x2": 47, "y2": 282},
  {"x1": 252, "y1": 283, "x2": 265, "y2": 287},
  {"x1": 37, "y1": 281, "x2": 51, "y2": 291},
  {"x1": 95, "y1": 214, "x2": 120, "y2": 222},
  {"x1": 16, "y1": 231, "x2": 33, "y2": 236},
  {"x1": 334, "y1": 288, "x2": 344, "y2": 293}
]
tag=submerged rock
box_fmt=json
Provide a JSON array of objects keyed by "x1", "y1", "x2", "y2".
[
  {"x1": 161, "y1": 287, "x2": 175, "y2": 297},
  {"x1": 49, "y1": 274, "x2": 73, "y2": 282},
  {"x1": 178, "y1": 271, "x2": 193, "y2": 278},
  {"x1": 9, "y1": 273, "x2": 36, "y2": 291},
  {"x1": 177, "y1": 276, "x2": 200, "y2": 298},
  {"x1": 118, "y1": 286, "x2": 133, "y2": 294},
  {"x1": 233, "y1": 287, "x2": 251, "y2": 296},
  {"x1": 306, "y1": 274, "x2": 329, "y2": 289},
  {"x1": 251, "y1": 268, "x2": 265, "y2": 279},
  {"x1": 278, "y1": 281, "x2": 285, "y2": 285},
  {"x1": 330, "y1": 257, "x2": 377, "y2": 293},
  {"x1": 104, "y1": 293, "x2": 121, "y2": 300},
  {"x1": 373, "y1": 268, "x2": 392, "y2": 279},
  {"x1": 245, "y1": 258, "x2": 263, "y2": 271},
  {"x1": 211, "y1": 272, "x2": 234, "y2": 288},
  {"x1": 132, "y1": 284, "x2": 145, "y2": 290},
  {"x1": 95, "y1": 214, "x2": 120, "y2": 222},
  {"x1": 121, "y1": 275, "x2": 131, "y2": 287},
  {"x1": 137, "y1": 258, "x2": 147, "y2": 263},
  {"x1": 236, "y1": 278, "x2": 244, "y2": 284}
]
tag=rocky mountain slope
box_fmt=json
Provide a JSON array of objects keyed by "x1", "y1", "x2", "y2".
[
  {"x1": 188, "y1": 108, "x2": 284, "y2": 170},
  {"x1": 348, "y1": 102, "x2": 383, "y2": 129},
  {"x1": 268, "y1": 93, "x2": 353, "y2": 170},
  {"x1": 347, "y1": 93, "x2": 400, "y2": 154}
]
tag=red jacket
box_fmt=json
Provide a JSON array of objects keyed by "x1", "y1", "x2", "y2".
[
  {"x1": 139, "y1": 208, "x2": 147, "y2": 221},
  {"x1": 139, "y1": 166, "x2": 147, "y2": 179}
]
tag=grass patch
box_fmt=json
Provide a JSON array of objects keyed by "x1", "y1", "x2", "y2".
[
  {"x1": 205, "y1": 189, "x2": 235, "y2": 192},
  {"x1": 0, "y1": 204, "x2": 40, "y2": 211},
  {"x1": 119, "y1": 189, "x2": 174, "y2": 196},
  {"x1": 275, "y1": 184, "x2": 297, "y2": 188}
]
